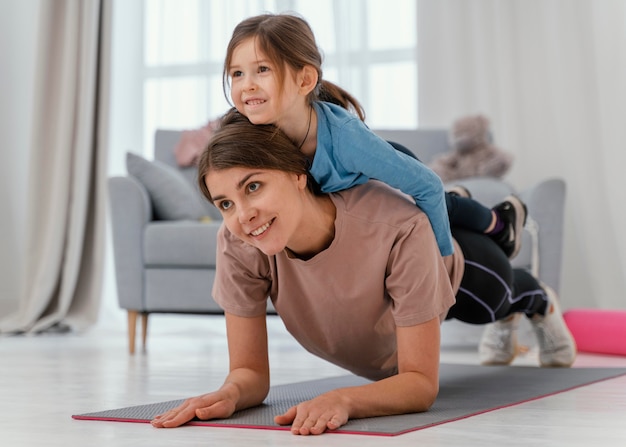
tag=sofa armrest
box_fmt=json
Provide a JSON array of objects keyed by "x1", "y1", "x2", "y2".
[
  {"x1": 517, "y1": 178, "x2": 566, "y2": 293},
  {"x1": 108, "y1": 176, "x2": 152, "y2": 311}
]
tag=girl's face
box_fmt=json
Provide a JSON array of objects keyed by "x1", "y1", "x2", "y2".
[
  {"x1": 228, "y1": 38, "x2": 304, "y2": 127},
  {"x1": 206, "y1": 166, "x2": 309, "y2": 256}
]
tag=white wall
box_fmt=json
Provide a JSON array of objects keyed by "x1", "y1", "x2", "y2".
[
  {"x1": 417, "y1": 0, "x2": 626, "y2": 311},
  {"x1": 0, "y1": 0, "x2": 40, "y2": 317}
]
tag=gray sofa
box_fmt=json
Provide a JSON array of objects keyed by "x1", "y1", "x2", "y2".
[{"x1": 108, "y1": 128, "x2": 566, "y2": 354}]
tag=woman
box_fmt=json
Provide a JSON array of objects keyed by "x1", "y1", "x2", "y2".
[{"x1": 151, "y1": 110, "x2": 576, "y2": 436}]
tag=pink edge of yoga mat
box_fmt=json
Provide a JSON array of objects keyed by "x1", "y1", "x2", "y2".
[{"x1": 563, "y1": 308, "x2": 626, "y2": 356}]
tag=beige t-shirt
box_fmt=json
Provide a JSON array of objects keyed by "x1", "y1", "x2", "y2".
[{"x1": 213, "y1": 181, "x2": 463, "y2": 380}]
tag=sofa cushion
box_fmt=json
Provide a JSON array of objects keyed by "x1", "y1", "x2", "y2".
[
  {"x1": 145, "y1": 268, "x2": 221, "y2": 312},
  {"x1": 126, "y1": 152, "x2": 210, "y2": 221},
  {"x1": 143, "y1": 221, "x2": 220, "y2": 267}
]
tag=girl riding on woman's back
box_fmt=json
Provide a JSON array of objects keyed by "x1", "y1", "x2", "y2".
[{"x1": 223, "y1": 12, "x2": 526, "y2": 259}]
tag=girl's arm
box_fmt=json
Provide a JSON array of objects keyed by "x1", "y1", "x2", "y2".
[
  {"x1": 151, "y1": 312, "x2": 270, "y2": 428},
  {"x1": 274, "y1": 316, "x2": 441, "y2": 435},
  {"x1": 311, "y1": 118, "x2": 454, "y2": 256},
  {"x1": 346, "y1": 133, "x2": 454, "y2": 256}
]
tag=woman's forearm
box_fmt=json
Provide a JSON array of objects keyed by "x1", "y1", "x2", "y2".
[
  {"x1": 337, "y1": 370, "x2": 439, "y2": 419},
  {"x1": 339, "y1": 319, "x2": 441, "y2": 419},
  {"x1": 219, "y1": 313, "x2": 270, "y2": 411}
]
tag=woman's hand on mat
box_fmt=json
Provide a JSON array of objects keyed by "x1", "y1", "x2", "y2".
[
  {"x1": 151, "y1": 391, "x2": 236, "y2": 428},
  {"x1": 274, "y1": 391, "x2": 350, "y2": 435}
]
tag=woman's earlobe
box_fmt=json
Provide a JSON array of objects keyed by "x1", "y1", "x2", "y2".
[{"x1": 296, "y1": 173, "x2": 309, "y2": 190}]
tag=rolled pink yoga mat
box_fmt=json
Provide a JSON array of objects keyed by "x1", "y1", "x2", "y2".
[{"x1": 563, "y1": 308, "x2": 626, "y2": 356}]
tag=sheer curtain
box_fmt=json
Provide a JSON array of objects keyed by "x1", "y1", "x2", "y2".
[
  {"x1": 418, "y1": 0, "x2": 626, "y2": 310},
  {"x1": 0, "y1": 0, "x2": 111, "y2": 333}
]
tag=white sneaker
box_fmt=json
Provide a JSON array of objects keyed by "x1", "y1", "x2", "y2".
[
  {"x1": 530, "y1": 285, "x2": 577, "y2": 367},
  {"x1": 478, "y1": 314, "x2": 521, "y2": 365}
]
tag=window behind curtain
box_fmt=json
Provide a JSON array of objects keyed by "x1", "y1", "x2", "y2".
[{"x1": 112, "y1": 0, "x2": 417, "y2": 161}]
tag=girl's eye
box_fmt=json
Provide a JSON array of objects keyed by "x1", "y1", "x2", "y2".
[
  {"x1": 247, "y1": 182, "x2": 261, "y2": 193},
  {"x1": 218, "y1": 200, "x2": 232, "y2": 211},
  {"x1": 231, "y1": 70, "x2": 243, "y2": 78},
  {"x1": 258, "y1": 65, "x2": 270, "y2": 73}
]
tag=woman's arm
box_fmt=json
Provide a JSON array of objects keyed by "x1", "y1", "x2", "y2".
[
  {"x1": 151, "y1": 312, "x2": 270, "y2": 428},
  {"x1": 274, "y1": 316, "x2": 441, "y2": 435}
]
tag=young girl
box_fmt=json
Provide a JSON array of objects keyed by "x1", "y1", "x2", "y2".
[{"x1": 222, "y1": 12, "x2": 527, "y2": 259}]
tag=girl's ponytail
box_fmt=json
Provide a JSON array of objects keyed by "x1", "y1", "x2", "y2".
[{"x1": 316, "y1": 80, "x2": 366, "y2": 122}]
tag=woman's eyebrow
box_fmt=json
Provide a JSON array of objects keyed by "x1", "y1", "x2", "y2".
[
  {"x1": 211, "y1": 172, "x2": 263, "y2": 202},
  {"x1": 236, "y1": 172, "x2": 263, "y2": 189}
]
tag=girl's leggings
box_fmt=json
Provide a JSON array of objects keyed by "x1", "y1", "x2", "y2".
[{"x1": 445, "y1": 228, "x2": 548, "y2": 324}]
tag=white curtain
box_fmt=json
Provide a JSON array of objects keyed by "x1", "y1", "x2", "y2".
[
  {"x1": 418, "y1": 0, "x2": 626, "y2": 310},
  {"x1": 0, "y1": 0, "x2": 111, "y2": 333}
]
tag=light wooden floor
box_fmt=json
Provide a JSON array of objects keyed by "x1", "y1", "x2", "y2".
[{"x1": 2, "y1": 313, "x2": 626, "y2": 446}]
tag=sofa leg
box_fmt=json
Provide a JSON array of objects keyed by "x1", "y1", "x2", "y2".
[
  {"x1": 127, "y1": 311, "x2": 149, "y2": 354},
  {"x1": 127, "y1": 311, "x2": 138, "y2": 355}
]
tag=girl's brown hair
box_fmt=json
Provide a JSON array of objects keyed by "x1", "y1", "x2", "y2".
[
  {"x1": 223, "y1": 13, "x2": 365, "y2": 121},
  {"x1": 197, "y1": 108, "x2": 317, "y2": 202}
]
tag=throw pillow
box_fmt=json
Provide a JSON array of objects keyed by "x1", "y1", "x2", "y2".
[{"x1": 126, "y1": 152, "x2": 209, "y2": 221}]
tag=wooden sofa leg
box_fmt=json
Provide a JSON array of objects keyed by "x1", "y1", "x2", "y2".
[
  {"x1": 128, "y1": 311, "x2": 138, "y2": 355},
  {"x1": 127, "y1": 311, "x2": 149, "y2": 354}
]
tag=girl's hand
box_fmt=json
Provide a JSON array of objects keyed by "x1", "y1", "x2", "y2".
[
  {"x1": 274, "y1": 391, "x2": 350, "y2": 435},
  {"x1": 151, "y1": 391, "x2": 237, "y2": 428}
]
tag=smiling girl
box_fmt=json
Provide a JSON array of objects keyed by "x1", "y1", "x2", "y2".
[{"x1": 222, "y1": 13, "x2": 527, "y2": 260}]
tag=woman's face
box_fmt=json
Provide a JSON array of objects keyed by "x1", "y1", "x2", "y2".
[{"x1": 206, "y1": 166, "x2": 309, "y2": 256}]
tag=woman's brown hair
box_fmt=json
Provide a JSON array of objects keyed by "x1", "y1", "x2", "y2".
[{"x1": 197, "y1": 108, "x2": 317, "y2": 203}]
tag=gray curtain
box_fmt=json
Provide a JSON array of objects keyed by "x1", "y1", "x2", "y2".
[{"x1": 0, "y1": 0, "x2": 111, "y2": 333}]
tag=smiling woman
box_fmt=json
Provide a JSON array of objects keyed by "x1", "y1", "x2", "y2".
[
  {"x1": 207, "y1": 167, "x2": 333, "y2": 259},
  {"x1": 197, "y1": 110, "x2": 329, "y2": 258},
  {"x1": 149, "y1": 109, "x2": 576, "y2": 435}
]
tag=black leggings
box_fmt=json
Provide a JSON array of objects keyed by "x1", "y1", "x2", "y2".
[
  {"x1": 445, "y1": 194, "x2": 493, "y2": 232},
  {"x1": 445, "y1": 228, "x2": 548, "y2": 324}
]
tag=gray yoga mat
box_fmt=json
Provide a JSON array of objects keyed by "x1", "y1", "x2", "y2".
[{"x1": 73, "y1": 364, "x2": 626, "y2": 436}]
